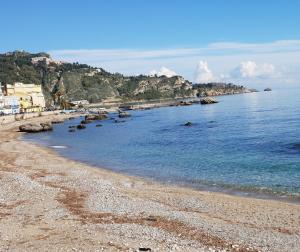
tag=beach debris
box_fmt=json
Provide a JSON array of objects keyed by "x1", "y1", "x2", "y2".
[
  {"x1": 19, "y1": 122, "x2": 53, "y2": 133},
  {"x1": 145, "y1": 216, "x2": 157, "y2": 222},
  {"x1": 76, "y1": 124, "x2": 86, "y2": 129},
  {"x1": 200, "y1": 97, "x2": 218, "y2": 104},
  {"x1": 138, "y1": 248, "x2": 151, "y2": 251}
]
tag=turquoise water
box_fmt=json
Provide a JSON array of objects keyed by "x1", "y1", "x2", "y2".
[{"x1": 24, "y1": 89, "x2": 300, "y2": 200}]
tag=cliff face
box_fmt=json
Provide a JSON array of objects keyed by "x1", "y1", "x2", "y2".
[
  {"x1": 0, "y1": 51, "x2": 193, "y2": 105},
  {"x1": 0, "y1": 51, "x2": 250, "y2": 106}
]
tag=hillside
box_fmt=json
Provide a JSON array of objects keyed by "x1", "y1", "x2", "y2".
[{"x1": 0, "y1": 51, "x2": 249, "y2": 106}]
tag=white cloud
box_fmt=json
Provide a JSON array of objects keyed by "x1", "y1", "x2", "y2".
[
  {"x1": 231, "y1": 61, "x2": 276, "y2": 79},
  {"x1": 49, "y1": 39, "x2": 300, "y2": 88},
  {"x1": 149, "y1": 66, "x2": 177, "y2": 77},
  {"x1": 194, "y1": 61, "x2": 215, "y2": 83}
]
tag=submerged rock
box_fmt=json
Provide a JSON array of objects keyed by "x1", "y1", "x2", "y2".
[
  {"x1": 68, "y1": 129, "x2": 76, "y2": 132},
  {"x1": 200, "y1": 97, "x2": 218, "y2": 104},
  {"x1": 81, "y1": 119, "x2": 93, "y2": 124},
  {"x1": 95, "y1": 124, "x2": 103, "y2": 127},
  {"x1": 114, "y1": 119, "x2": 126, "y2": 123},
  {"x1": 19, "y1": 122, "x2": 53, "y2": 133}
]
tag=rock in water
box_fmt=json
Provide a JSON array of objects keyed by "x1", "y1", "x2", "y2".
[
  {"x1": 184, "y1": 122, "x2": 193, "y2": 126},
  {"x1": 19, "y1": 122, "x2": 53, "y2": 133},
  {"x1": 76, "y1": 124, "x2": 86, "y2": 129},
  {"x1": 200, "y1": 97, "x2": 218, "y2": 104},
  {"x1": 118, "y1": 110, "x2": 131, "y2": 118},
  {"x1": 95, "y1": 124, "x2": 102, "y2": 127},
  {"x1": 264, "y1": 88, "x2": 272, "y2": 91},
  {"x1": 85, "y1": 114, "x2": 108, "y2": 121}
]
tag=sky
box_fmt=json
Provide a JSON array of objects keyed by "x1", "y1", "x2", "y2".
[{"x1": 1, "y1": 0, "x2": 300, "y2": 88}]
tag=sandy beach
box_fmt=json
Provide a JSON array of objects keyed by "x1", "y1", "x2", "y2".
[{"x1": 0, "y1": 114, "x2": 299, "y2": 252}]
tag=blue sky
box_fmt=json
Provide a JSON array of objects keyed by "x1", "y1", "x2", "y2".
[{"x1": 1, "y1": 0, "x2": 300, "y2": 87}]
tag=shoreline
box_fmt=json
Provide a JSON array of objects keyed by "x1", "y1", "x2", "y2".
[
  {"x1": 31, "y1": 140, "x2": 300, "y2": 206},
  {"x1": 1, "y1": 114, "x2": 300, "y2": 251}
]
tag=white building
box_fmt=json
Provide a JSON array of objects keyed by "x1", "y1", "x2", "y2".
[{"x1": 3, "y1": 96, "x2": 20, "y2": 115}]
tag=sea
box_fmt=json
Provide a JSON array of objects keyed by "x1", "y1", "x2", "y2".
[{"x1": 23, "y1": 89, "x2": 300, "y2": 202}]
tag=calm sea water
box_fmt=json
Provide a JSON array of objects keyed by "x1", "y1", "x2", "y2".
[{"x1": 24, "y1": 89, "x2": 300, "y2": 201}]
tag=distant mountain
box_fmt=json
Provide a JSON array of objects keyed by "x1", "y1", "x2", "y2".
[{"x1": 0, "y1": 51, "x2": 251, "y2": 107}]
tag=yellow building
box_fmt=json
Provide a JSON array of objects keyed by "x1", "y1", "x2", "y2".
[{"x1": 5, "y1": 82, "x2": 46, "y2": 112}]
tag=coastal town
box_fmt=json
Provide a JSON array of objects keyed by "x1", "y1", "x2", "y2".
[{"x1": 0, "y1": 82, "x2": 46, "y2": 115}]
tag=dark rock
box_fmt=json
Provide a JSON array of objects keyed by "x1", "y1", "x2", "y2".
[
  {"x1": 177, "y1": 101, "x2": 192, "y2": 106},
  {"x1": 119, "y1": 105, "x2": 133, "y2": 110},
  {"x1": 139, "y1": 248, "x2": 151, "y2": 252},
  {"x1": 184, "y1": 122, "x2": 193, "y2": 126},
  {"x1": 118, "y1": 110, "x2": 131, "y2": 118},
  {"x1": 69, "y1": 129, "x2": 76, "y2": 132},
  {"x1": 264, "y1": 88, "x2": 272, "y2": 91},
  {"x1": 76, "y1": 124, "x2": 86, "y2": 129},
  {"x1": 51, "y1": 119, "x2": 64, "y2": 124},
  {"x1": 68, "y1": 125, "x2": 76, "y2": 128},
  {"x1": 95, "y1": 124, "x2": 102, "y2": 127},
  {"x1": 68, "y1": 117, "x2": 76, "y2": 120},
  {"x1": 200, "y1": 97, "x2": 218, "y2": 104},
  {"x1": 19, "y1": 122, "x2": 53, "y2": 133}
]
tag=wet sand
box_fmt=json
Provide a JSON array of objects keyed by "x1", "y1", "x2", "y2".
[{"x1": 0, "y1": 114, "x2": 299, "y2": 252}]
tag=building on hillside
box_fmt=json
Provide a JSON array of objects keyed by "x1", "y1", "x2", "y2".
[
  {"x1": 31, "y1": 57, "x2": 63, "y2": 66},
  {"x1": 2, "y1": 82, "x2": 46, "y2": 113}
]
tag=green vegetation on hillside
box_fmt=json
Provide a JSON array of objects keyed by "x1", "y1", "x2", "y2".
[{"x1": 0, "y1": 51, "x2": 249, "y2": 106}]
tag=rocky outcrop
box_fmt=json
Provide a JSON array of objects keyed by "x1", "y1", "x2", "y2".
[
  {"x1": 85, "y1": 114, "x2": 108, "y2": 121},
  {"x1": 51, "y1": 119, "x2": 65, "y2": 124},
  {"x1": 19, "y1": 122, "x2": 53, "y2": 133},
  {"x1": 200, "y1": 97, "x2": 218, "y2": 104}
]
